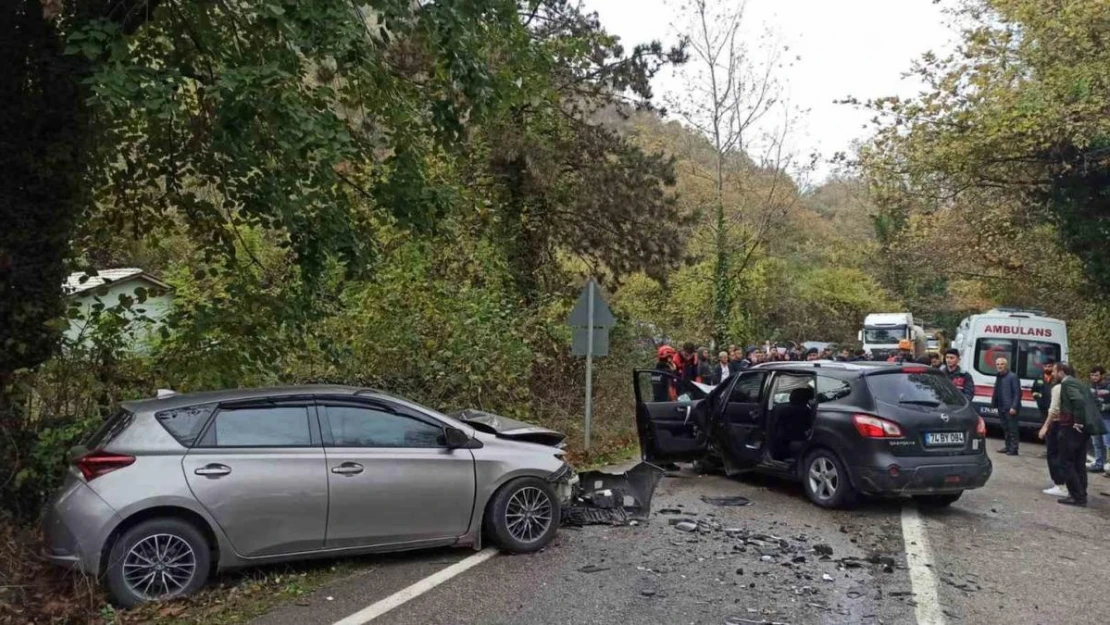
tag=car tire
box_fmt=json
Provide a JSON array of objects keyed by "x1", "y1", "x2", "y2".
[
  {"x1": 802, "y1": 449, "x2": 857, "y2": 509},
  {"x1": 914, "y1": 492, "x2": 963, "y2": 507},
  {"x1": 105, "y1": 518, "x2": 211, "y2": 608},
  {"x1": 484, "y1": 477, "x2": 561, "y2": 554}
]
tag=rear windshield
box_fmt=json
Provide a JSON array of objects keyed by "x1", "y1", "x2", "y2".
[
  {"x1": 866, "y1": 371, "x2": 967, "y2": 411},
  {"x1": 84, "y1": 409, "x2": 135, "y2": 448}
]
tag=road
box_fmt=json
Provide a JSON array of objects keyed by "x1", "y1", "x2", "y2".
[{"x1": 252, "y1": 436, "x2": 1110, "y2": 625}]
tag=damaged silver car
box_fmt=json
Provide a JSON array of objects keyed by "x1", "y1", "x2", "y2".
[{"x1": 43, "y1": 386, "x2": 579, "y2": 607}]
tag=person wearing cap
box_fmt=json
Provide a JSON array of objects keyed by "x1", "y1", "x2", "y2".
[
  {"x1": 887, "y1": 339, "x2": 914, "y2": 364},
  {"x1": 939, "y1": 348, "x2": 974, "y2": 402},
  {"x1": 653, "y1": 345, "x2": 679, "y2": 402}
]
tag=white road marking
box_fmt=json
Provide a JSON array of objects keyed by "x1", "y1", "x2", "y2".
[
  {"x1": 331, "y1": 548, "x2": 499, "y2": 625},
  {"x1": 900, "y1": 503, "x2": 947, "y2": 625}
]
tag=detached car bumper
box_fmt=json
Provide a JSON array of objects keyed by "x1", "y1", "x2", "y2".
[{"x1": 854, "y1": 454, "x2": 992, "y2": 496}]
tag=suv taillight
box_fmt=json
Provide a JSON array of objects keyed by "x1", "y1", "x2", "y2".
[
  {"x1": 852, "y1": 414, "x2": 904, "y2": 438},
  {"x1": 976, "y1": 416, "x2": 987, "y2": 438},
  {"x1": 74, "y1": 450, "x2": 135, "y2": 481}
]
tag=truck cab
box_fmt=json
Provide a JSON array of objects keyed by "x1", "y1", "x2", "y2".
[{"x1": 860, "y1": 313, "x2": 916, "y2": 360}]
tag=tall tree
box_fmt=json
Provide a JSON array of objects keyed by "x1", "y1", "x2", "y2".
[{"x1": 670, "y1": 0, "x2": 801, "y2": 344}]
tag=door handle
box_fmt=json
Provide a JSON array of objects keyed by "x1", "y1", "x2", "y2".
[
  {"x1": 674, "y1": 405, "x2": 691, "y2": 424},
  {"x1": 194, "y1": 464, "x2": 231, "y2": 477},
  {"x1": 331, "y1": 462, "x2": 364, "y2": 476}
]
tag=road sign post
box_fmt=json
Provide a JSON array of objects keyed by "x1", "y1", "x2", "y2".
[{"x1": 567, "y1": 278, "x2": 615, "y2": 453}]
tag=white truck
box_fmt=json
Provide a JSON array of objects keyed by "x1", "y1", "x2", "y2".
[
  {"x1": 859, "y1": 313, "x2": 926, "y2": 360},
  {"x1": 950, "y1": 308, "x2": 1067, "y2": 429}
]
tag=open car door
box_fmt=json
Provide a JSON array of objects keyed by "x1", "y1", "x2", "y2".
[
  {"x1": 633, "y1": 369, "x2": 709, "y2": 463},
  {"x1": 711, "y1": 370, "x2": 769, "y2": 473}
]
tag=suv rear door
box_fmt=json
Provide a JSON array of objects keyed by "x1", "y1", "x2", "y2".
[
  {"x1": 634, "y1": 369, "x2": 709, "y2": 462},
  {"x1": 712, "y1": 371, "x2": 769, "y2": 470},
  {"x1": 864, "y1": 368, "x2": 984, "y2": 457},
  {"x1": 183, "y1": 398, "x2": 328, "y2": 557}
]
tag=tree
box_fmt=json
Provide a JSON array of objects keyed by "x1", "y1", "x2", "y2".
[
  {"x1": 0, "y1": 0, "x2": 604, "y2": 402},
  {"x1": 669, "y1": 0, "x2": 802, "y2": 344},
  {"x1": 855, "y1": 0, "x2": 1110, "y2": 291},
  {"x1": 481, "y1": 1, "x2": 690, "y2": 303}
]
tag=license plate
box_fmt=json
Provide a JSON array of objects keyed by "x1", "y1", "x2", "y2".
[{"x1": 925, "y1": 432, "x2": 966, "y2": 446}]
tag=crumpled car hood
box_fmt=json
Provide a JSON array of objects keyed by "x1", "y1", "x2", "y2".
[{"x1": 450, "y1": 409, "x2": 567, "y2": 448}]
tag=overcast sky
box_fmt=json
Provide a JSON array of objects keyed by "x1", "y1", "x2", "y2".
[{"x1": 584, "y1": 0, "x2": 957, "y2": 180}]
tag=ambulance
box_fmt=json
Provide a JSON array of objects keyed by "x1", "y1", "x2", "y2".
[{"x1": 950, "y1": 308, "x2": 1068, "y2": 429}]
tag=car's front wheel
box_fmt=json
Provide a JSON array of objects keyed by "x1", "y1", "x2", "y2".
[
  {"x1": 105, "y1": 518, "x2": 211, "y2": 608},
  {"x1": 802, "y1": 449, "x2": 857, "y2": 509},
  {"x1": 484, "y1": 477, "x2": 560, "y2": 553}
]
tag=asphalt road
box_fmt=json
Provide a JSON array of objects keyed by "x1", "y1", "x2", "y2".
[{"x1": 253, "y1": 436, "x2": 1110, "y2": 625}]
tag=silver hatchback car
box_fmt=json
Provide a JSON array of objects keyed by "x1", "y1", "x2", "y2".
[{"x1": 43, "y1": 386, "x2": 575, "y2": 607}]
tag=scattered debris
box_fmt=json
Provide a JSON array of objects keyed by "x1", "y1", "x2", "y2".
[
  {"x1": 562, "y1": 463, "x2": 665, "y2": 526},
  {"x1": 675, "y1": 521, "x2": 699, "y2": 532},
  {"x1": 822, "y1": 574, "x2": 834, "y2": 582},
  {"x1": 641, "y1": 589, "x2": 657, "y2": 597},
  {"x1": 813, "y1": 543, "x2": 834, "y2": 557},
  {"x1": 761, "y1": 555, "x2": 774, "y2": 562},
  {"x1": 578, "y1": 564, "x2": 610, "y2": 574},
  {"x1": 701, "y1": 495, "x2": 752, "y2": 507}
]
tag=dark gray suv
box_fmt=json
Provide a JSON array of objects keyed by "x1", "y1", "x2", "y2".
[{"x1": 43, "y1": 386, "x2": 575, "y2": 606}]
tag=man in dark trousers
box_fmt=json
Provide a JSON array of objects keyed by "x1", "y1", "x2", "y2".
[
  {"x1": 1032, "y1": 361, "x2": 1066, "y2": 496},
  {"x1": 991, "y1": 357, "x2": 1022, "y2": 455},
  {"x1": 1046, "y1": 362, "x2": 1107, "y2": 506},
  {"x1": 939, "y1": 349, "x2": 974, "y2": 402}
]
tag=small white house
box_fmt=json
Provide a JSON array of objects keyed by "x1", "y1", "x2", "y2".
[{"x1": 63, "y1": 268, "x2": 174, "y2": 350}]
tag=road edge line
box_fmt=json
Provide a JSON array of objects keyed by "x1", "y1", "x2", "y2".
[
  {"x1": 900, "y1": 502, "x2": 947, "y2": 625},
  {"x1": 331, "y1": 548, "x2": 499, "y2": 625}
]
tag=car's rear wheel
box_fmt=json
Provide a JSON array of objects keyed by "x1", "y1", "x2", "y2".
[
  {"x1": 105, "y1": 518, "x2": 211, "y2": 608},
  {"x1": 802, "y1": 449, "x2": 857, "y2": 509},
  {"x1": 484, "y1": 477, "x2": 560, "y2": 553},
  {"x1": 914, "y1": 492, "x2": 963, "y2": 507}
]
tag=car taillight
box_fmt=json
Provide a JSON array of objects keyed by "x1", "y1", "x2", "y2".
[
  {"x1": 852, "y1": 414, "x2": 904, "y2": 438},
  {"x1": 902, "y1": 366, "x2": 928, "y2": 374},
  {"x1": 74, "y1": 450, "x2": 135, "y2": 481},
  {"x1": 976, "y1": 416, "x2": 987, "y2": 437}
]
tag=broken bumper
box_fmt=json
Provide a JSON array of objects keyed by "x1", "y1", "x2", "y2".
[
  {"x1": 548, "y1": 462, "x2": 579, "y2": 504},
  {"x1": 561, "y1": 462, "x2": 666, "y2": 525}
]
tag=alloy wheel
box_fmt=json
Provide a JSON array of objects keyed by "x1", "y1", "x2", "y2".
[
  {"x1": 122, "y1": 533, "x2": 197, "y2": 600},
  {"x1": 505, "y1": 486, "x2": 553, "y2": 543},
  {"x1": 808, "y1": 456, "x2": 839, "y2": 501}
]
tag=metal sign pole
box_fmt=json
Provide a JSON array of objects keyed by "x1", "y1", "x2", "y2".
[{"x1": 584, "y1": 283, "x2": 595, "y2": 453}]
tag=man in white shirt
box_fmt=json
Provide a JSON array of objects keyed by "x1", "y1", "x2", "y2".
[{"x1": 1038, "y1": 368, "x2": 1067, "y2": 497}]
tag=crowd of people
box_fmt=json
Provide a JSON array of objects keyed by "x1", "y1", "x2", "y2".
[
  {"x1": 652, "y1": 340, "x2": 954, "y2": 388},
  {"x1": 652, "y1": 340, "x2": 1110, "y2": 507}
]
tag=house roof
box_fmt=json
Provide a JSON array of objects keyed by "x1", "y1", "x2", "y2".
[{"x1": 64, "y1": 268, "x2": 172, "y2": 296}]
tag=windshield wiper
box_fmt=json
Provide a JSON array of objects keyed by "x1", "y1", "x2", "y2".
[{"x1": 899, "y1": 400, "x2": 942, "y2": 407}]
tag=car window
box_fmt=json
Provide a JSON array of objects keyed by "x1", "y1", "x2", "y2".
[
  {"x1": 815, "y1": 375, "x2": 852, "y2": 404},
  {"x1": 729, "y1": 372, "x2": 766, "y2": 404},
  {"x1": 155, "y1": 405, "x2": 214, "y2": 446},
  {"x1": 210, "y1": 406, "x2": 312, "y2": 447},
  {"x1": 768, "y1": 374, "x2": 815, "y2": 408},
  {"x1": 1016, "y1": 340, "x2": 1060, "y2": 379},
  {"x1": 325, "y1": 405, "x2": 445, "y2": 448},
  {"x1": 866, "y1": 371, "x2": 967, "y2": 411}
]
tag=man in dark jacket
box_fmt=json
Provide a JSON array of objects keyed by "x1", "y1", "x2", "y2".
[
  {"x1": 1087, "y1": 366, "x2": 1110, "y2": 472},
  {"x1": 710, "y1": 351, "x2": 731, "y2": 386},
  {"x1": 940, "y1": 349, "x2": 975, "y2": 402},
  {"x1": 991, "y1": 357, "x2": 1023, "y2": 455}
]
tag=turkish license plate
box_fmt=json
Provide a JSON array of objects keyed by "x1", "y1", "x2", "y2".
[{"x1": 925, "y1": 432, "x2": 966, "y2": 446}]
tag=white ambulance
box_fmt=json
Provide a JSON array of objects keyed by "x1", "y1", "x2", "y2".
[{"x1": 951, "y1": 308, "x2": 1067, "y2": 429}]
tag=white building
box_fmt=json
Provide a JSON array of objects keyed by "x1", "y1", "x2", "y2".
[{"x1": 63, "y1": 268, "x2": 174, "y2": 350}]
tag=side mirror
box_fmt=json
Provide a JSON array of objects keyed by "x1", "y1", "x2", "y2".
[{"x1": 443, "y1": 427, "x2": 471, "y2": 449}]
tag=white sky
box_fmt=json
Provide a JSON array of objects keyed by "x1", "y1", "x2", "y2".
[{"x1": 585, "y1": 0, "x2": 957, "y2": 180}]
